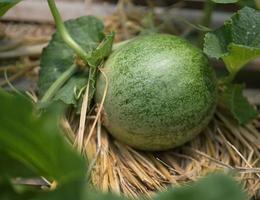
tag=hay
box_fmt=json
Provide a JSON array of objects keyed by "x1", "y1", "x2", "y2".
[{"x1": 62, "y1": 108, "x2": 260, "y2": 199}]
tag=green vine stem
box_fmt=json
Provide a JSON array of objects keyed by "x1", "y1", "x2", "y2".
[
  {"x1": 198, "y1": 0, "x2": 215, "y2": 47},
  {"x1": 39, "y1": 63, "x2": 77, "y2": 105},
  {"x1": 39, "y1": 0, "x2": 91, "y2": 106},
  {"x1": 201, "y1": 0, "x2": 215, "y2": 28},
  {"x1": 41, "y1": 0, "x2": 115, "y2": 108},
  {"x1": 47, "y1": 0, "x2": 89, "y2": 64}
]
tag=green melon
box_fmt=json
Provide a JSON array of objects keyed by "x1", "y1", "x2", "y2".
[{"x1": 95, "y1": 34, "x2": 217, "y2": 151}]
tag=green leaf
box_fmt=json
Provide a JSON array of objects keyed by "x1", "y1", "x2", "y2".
[
  {"x1": 87, "y1": 32, "x2": 115, "y2": 67},
  {"x1": 0, "y1": 90, "x2": 127, "y2": 200},
  {"x1": 0, "y1": 174, "x2": 126, "y2": 200},
  {"x1": 0, "y1": 151, "x2": 35, "y2": 178},
  {"x1": 0, "y1": 174, "x2": 87, "y2": 200},
  {"x1": 0, "y1": 89, "x2": 87, "y2": 184},
  {"x1": 53, "y1": 72, "x2": 88, "y2": 106},
  {"x1": 211, "y1": 0, "x2": 238, "y2": 3},
  {"x1": 33, "y1": 180, "x2": 86, "y2": 200},
  {"x1": 220, "y1": 84, "x2": 258, "y2": 124},
  {"x1": 38, "y1": 16, "x2": 112, "y2": 103},
  {"x1": 0, "y1": 175, "x2": 87, "y2": 200},
  {"x1": 154, "y1": 174, "x2": 247, "y2": 200},
  {"x1": 222, "y1": 44, "x2": 260, "y2": 73},
  {"x1": 204, "y1": 7, "x2": 260, "y2": 75},
  {"x1": 238, "y1": 0, "x2": 260, "y2": 9},
  {"x1": 0, "y1": 0, "x2": 21, "y2": 17}
]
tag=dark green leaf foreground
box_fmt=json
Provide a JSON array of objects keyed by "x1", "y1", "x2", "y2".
[
  {"x1": 0, "y1": 0, "x2": 21, "y2": 17},
  {"x1": 0, "y1": 89, "x2": 87, "y2": 200},
  {"x1": 38, "y1": 16, "x2": 114, "y2": 107},
  {"x1": 0, "y1": 89, "x2": 86, "y2": 184},
  {"x1": 154, "y1": 174, "x2": 247, "y2": 200}
]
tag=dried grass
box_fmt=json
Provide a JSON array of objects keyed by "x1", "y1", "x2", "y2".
[{"x1": 63, "y1": 108, "x2": 260, "y2": 199}]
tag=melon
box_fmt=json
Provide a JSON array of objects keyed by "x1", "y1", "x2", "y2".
[{"x1": 95, "y1": 34, "x2": 217, "y2": 151}]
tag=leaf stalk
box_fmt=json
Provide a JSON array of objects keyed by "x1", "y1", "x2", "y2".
[{"x1": 39, "y1": 63, "x2": 78, "y2": 106}]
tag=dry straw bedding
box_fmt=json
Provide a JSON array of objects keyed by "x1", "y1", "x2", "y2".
[{"x1": 63, "y1": 109, "x2": 260, "y2": 199}]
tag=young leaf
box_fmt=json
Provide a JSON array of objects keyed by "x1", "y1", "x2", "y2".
[
  {"x1": 204, "y1": 7, "x2": 260, "y2": 76},
  {"x1": 0, "y1": 0, "x2": 21, "y2": 17},
  {"x1": 38, "y1": 16, "x2": 105, "y2": 103},
  {"x1": 87, "y1": 32, "x2": 115, "y2": 67},
  {"x1": 219, "y1": 84, "x2": 258, "y2": 124},
  {"x1": 154, "y1": 174, "x2": 247, "y2": 200},
  {"x1": 211, "y1": 0, "x2": 238, "y2": 3},
  {"x1": 0, "y1": 89, "x2": 86, "y2": 184}
]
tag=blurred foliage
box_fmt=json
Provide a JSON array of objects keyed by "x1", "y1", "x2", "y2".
[
  {"x1": 0, "y1": 0, "x2": 22, "y2": 17},
  {"x1": 238, "y1": 0, "x2": 260, "y2": 9},
  {"x1": 0, "y1": 89, "x2": 87, "y2": 184}
]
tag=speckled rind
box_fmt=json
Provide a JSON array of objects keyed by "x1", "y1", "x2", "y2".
[{"x1": 96, "y1": 34, "x2": 217, "y2": 151}]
